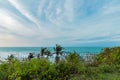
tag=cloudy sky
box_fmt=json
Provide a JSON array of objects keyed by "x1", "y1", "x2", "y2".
[{"x1": 0, "y1": 0, "x2": 120, "y2": 47}]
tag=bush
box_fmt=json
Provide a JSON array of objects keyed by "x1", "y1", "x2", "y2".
[
  {"x1": 0, "y1": 46, "x2": 120, "y2": 80},
  {"x1": 98, "y1": 64, "x2": 114, "y2": 73}
]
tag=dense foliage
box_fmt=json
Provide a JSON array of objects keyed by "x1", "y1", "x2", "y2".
[{"x1": 0, "y1": 46, "x2": 120, "y2": 80}]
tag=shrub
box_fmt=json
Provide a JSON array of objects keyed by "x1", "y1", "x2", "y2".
[{"x1": 98, "y1": 64, "x2": 113, "y2": 73}]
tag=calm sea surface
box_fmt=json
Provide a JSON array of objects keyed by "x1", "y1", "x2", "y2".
[{"x1": 0, "y1": 47, "x2": 104, "y2": 60}]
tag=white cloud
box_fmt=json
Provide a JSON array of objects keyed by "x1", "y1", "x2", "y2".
[
  {"x1": 56, "y1": 8, "x2": 61, "y2": 15},
  {"x1": 103, "y1": 5, "x2": 120, "y2": 15},
  {"x1": 8, "y1": 0, "x2": 40, "y2": 26},
  {"x1": 0, "y1": 9, "x2": 37, "y2": 36},
  {"x1": 8, "y1": 0, "x2": 58, "y2": 38},
  {"x1": 101, "y1": 1, "x2": 120, "y2": 15},
  {"x1": 37, "y1": 0, "x2": 47, "y2": 16},
  {"x1": 0, "y1": 0, "x2": 120, "y2": 46},
  {"x1": 64, "y1": 0, "x2": 74, "y2": 22}
]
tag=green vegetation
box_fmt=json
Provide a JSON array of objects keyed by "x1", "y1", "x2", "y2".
[{"x1": 0, "y1": 45, "x2": 120, "y2": 80}]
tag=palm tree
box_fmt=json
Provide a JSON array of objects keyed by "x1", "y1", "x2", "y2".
[
  {"x1": 46, "y1": 50, "x2": 52, "y2": 58},
  {"x1": 37, "y1": 53, "x2": 40, "y2": 59},
  {"x1": 8, "y1": 54, "x2": 15, "y2": 62},
  {"x1": 54, "y1": 44, "x2": 63, "y2": 56},
  {"x1": 54, "y1": 44, "x2": 64, "y2": 63},
  {"x1": 28, "y1": 53, "x2": 34, "y2": 60},
  {"x1": 40, "y1": 47, "x2": 47, "y2": 56}
]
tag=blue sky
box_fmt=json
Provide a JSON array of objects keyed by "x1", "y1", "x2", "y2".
[{"x1": 0, "y1": 0, "x2": 120, "y2": 47}]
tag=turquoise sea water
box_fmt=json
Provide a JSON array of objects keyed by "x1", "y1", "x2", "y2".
[{"x1": 0, "y1": 47, "x2": 103, "y2": 60}]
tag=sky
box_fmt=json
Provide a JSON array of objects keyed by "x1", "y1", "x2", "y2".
[{"x1": 0, "y1": 0, "x2": 120, "y2": 47}]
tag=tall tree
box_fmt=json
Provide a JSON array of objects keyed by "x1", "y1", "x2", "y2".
[
  {"x1": 54, "y1": 44, "x2": 64, "y2": 63},
  {"x1": 40, "y1": 47, "x2": 47, "y2": 56},
  {"x1": 28, "y1": 53, "x2": 34, "y2": 60},
  {"x1": 46, "y1": 50, "x2": 52, "y2": 58},
  {"x1": 54, "y1": 44, "x2": 63, "y2": 56}
]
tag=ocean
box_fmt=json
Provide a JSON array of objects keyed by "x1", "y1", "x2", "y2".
[{"x1": 0, "y1": 47, "x2": 104, "y2": 60}]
